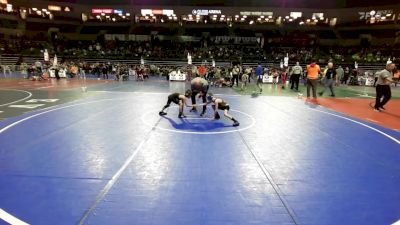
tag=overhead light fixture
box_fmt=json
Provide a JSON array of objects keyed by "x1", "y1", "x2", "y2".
[
  {"x1": 268, "y1": 15, "x2": 272, "y2": 18},
  {"x1": 381, "y1": 16, "x2": 386, "y2": 20},
  {"x1": 249, "y1": 20, "x2": 254, "y2": 24},
  {"x1": 235, "y1": 15, "x2": 239, "y2": 18},
  {"x1": 32, "y1": 8, "x2": 37, "y2": 11},
  {"x1": 289, "y1": 18, "x2": 293, "y2": 22},
  {"x1": 285, "y1": 16, "x2": 289, "y2": 19},
  {"x1": 126, "y1": 13, "x2": 130, "y2": 16},
  {"x1": 257, "y1": 18, "x2": 261, "y2": 21},
  {"x1": 299, "y1": 21, "x2": 304, "y2": 25},
  {"x1": 161, "y1": 19, "x2": 164, "y2": 22}
]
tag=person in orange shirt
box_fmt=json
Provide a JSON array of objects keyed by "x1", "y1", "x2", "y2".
[{"x1": 306, "y1": 59, "x2": 320, "y2": 99}]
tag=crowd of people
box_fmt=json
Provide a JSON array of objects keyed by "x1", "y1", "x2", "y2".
[
  {"x1": 1, "y1": 36, "x2": 398, "y2": 65},
  {"x1": 7, "y1": 57, "x2": 397, "y2": 95}
]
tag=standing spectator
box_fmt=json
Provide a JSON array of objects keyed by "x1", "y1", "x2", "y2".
[
  {"x1": 336, "y1": 65, "x2": 344, "y2": 86},
  {"x1": 281, "y1": 68, "x2": 287, "y2": 89},
  {"x1": 271, "y1": 68, "x2": 278, "y2": 84},
  {"x1": 342, "y1": 66, "x2": 350, "y2": 85},
  {"x1": 306, "y1": 59, "x2": 320, "y2": 99},
  {"x1": 191, "y1": 65, "x2": 198, "y2": 79},
  {"x1": 20, "y1": 62, "x2": 28, "y2": 78},
  {"x1": 241, "y1": 66, "x2": 252, "y2": 91},
  {"x1": 198, "y1": 64, "x2": 206, "y2": 77},
  {"x1": 290, "y1": 62, "x2": 302, "y2": 91},
  {"x1": 230, "y1": 64, "x2": 240, "y2": 87},
  {"x1": 319, "y1": 62, "x2": 337, "y2": 97},
  {"x1": 102, "y1": 65, "x2": 108, "y2": 79},
  {"x1": 255, "y1": 63, "x2": 263, "y2": 92},
  {"x1": 374, "y1": 63, "x2": 395, "y2": 111}
]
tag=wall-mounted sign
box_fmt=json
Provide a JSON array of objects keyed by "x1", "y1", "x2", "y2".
[
  {"x1": 312, "y1": 13, "x2": 324, "y2": 19},
  {"x1": 240, "y1": 11, "x2": 273, "y2": 16},
  {"x1": 290, "y1": 12, "x2": 302, "y2": 19},
  {"x1": 192, "y1": 9, "x2": 221, "y2": 16},
  {"x1": 141, "y1": 9, "x2": 174, "y2": 16},
  {"x1": 48, "y1": 5, "x2": 72, "y2": 12},
  {"x1": 92, "y1": 8, "x2": 113, "y2": 14},
  {"x1": 113, "y1": 9, "x2": 123, "y2": 14},
  {"x1": 48, "y1": 5, "x2": 61, "y2": 11},
  {"x1": 215, "y1": 36, "x2": 258, "y2": 44},
  {"x1": 358, "y1": 10, "x2": 393, "y2": 20}
]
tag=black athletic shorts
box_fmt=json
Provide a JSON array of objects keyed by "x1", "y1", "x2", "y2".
[
  {"x1": 167, "y1": 96, "x2": 180, "y2": 105},
  {"x1": 218, "y1": 104, "x2": 230, "y2": 111}
]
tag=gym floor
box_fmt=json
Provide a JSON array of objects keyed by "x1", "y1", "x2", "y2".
[{"x1": 0, "y1": 77, "x2": 399, "y2": 225}]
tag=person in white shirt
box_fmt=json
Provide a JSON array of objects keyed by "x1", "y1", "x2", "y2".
[{"x1": 290, "y1": 62, "x2": 303, "y2": 91}]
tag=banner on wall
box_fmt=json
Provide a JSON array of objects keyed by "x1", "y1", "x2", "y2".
[{"x1": 214, "y1": 36, "x2": 258, "y2": 44}]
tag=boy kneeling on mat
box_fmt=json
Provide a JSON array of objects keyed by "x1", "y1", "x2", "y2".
[
  {"x1": 159, "y1": 90, "x2": 192, "y2": 118},
  {"x1": 204, "y1": 93, "x2": 240, "y2": 127}
]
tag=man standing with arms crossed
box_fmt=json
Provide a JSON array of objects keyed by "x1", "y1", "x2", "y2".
[{"x1": 374, "y1": 63, "x2": 396, "y2": 111}]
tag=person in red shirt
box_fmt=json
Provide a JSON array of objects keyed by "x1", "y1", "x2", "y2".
[{"x1": 198, "y1": 65, "x2": 206, "y2": 77}]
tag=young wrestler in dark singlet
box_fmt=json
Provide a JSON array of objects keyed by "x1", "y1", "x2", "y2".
[
  {"x1": 159, "y1": 90, "x2": 192, "y2": 118},
  {"x1": 205, "y1": 93, "x2": 240, "y2": 127}
]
